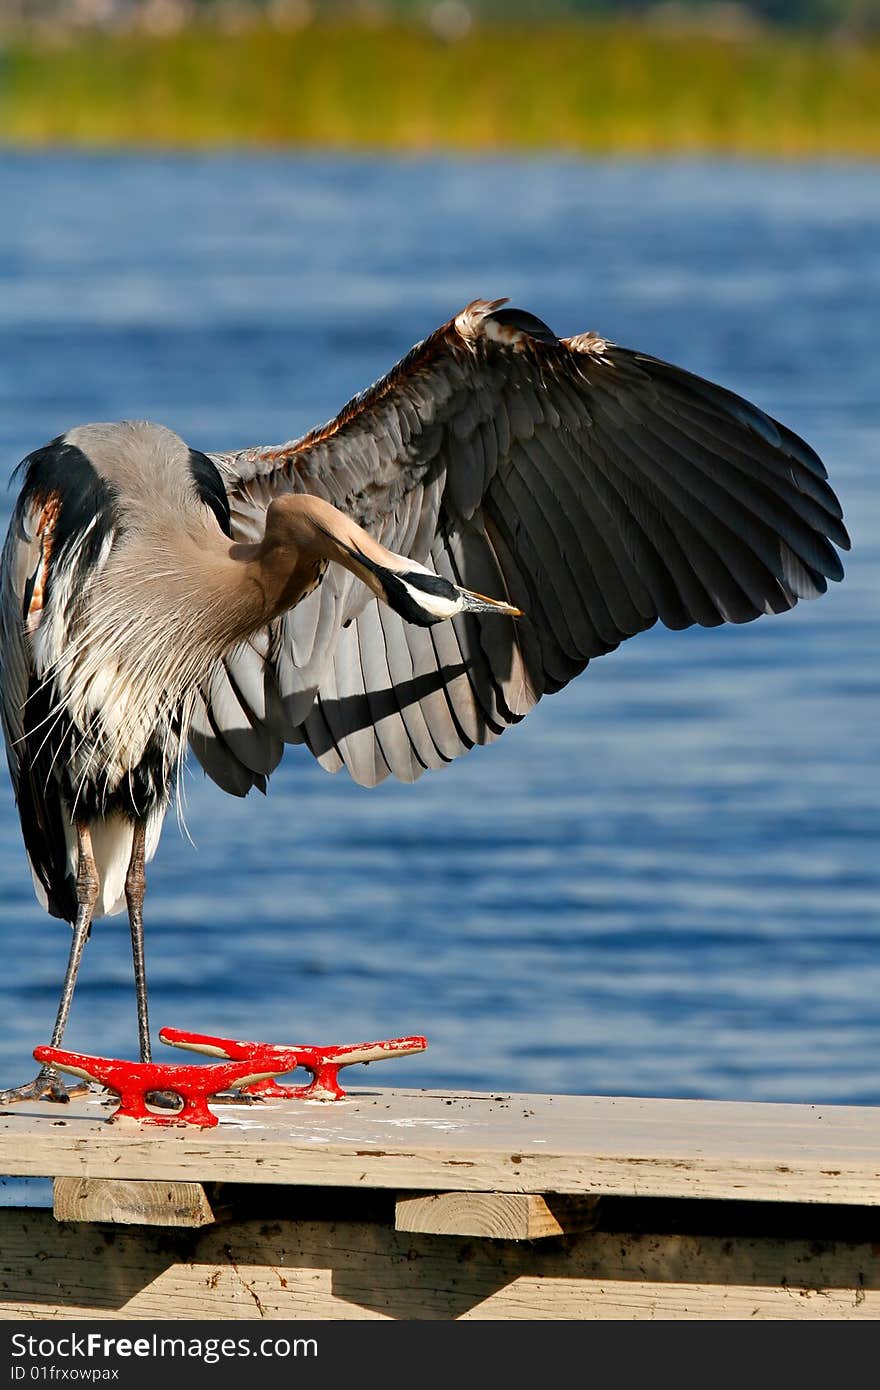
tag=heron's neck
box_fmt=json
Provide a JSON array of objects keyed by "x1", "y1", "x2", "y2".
[
  {"x1": 224, "y1": 536, "x2": 326, "y2": 633},
  {"x1": 213, "y1": 492, "x2": 392, "y2": 642}
]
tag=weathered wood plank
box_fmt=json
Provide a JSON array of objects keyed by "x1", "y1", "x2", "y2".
[
  {"x1": 1, "y1": 1089, "x2": 879, "y2": 1205},
  {"x1": 53, "y1": 1178, "x2": 217, "y2": 1228},
  {"x1": 0, "y1": 1208, "x2": 875, "y2": 1320},
  {"x1": 395, "y1": 1192, "x2": 598, "y2": 1239}
]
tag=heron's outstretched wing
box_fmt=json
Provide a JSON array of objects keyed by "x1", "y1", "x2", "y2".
[{"x1": 195, "y1": 298, "x2": 849, "y2": 793}]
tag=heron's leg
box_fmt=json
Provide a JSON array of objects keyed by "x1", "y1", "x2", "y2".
[
  {"x1": 125, "y1": 819, "x2": 152, "y2": 1065},
  {"x1": 0, "y1": 823, "x2": 97, "y2": 1105},
  {"x1": 125, "y1": 822, "x2": 178, "y2": 1111}
]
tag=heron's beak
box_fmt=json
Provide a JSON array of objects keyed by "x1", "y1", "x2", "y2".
[{"x1": 457, "y1": 588, "x2": 523, "y2": 618}]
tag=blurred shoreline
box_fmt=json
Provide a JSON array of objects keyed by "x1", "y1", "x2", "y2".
[{"x1": 0, "y1": 17, "x2": 878, "y2": 156}]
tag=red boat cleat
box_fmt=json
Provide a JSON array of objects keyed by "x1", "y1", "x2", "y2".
[
  {"x1": 33, "y1": 1043, "x2": 301, "y2": 1127},
  {"x1": 159, "y1": 1028, "x2": 428, "y2": 1101}
]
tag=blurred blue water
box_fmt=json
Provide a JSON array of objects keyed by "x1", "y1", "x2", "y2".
[{"x1": 0, "y1": 153, "x2": 877, "y2": 1110}]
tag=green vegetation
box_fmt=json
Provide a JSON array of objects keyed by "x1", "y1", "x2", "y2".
[{"x1": 1, "y1": 20, "x2": 878, "y2": 155}]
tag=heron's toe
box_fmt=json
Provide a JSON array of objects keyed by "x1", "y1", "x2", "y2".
[{"x1": 0, "y1": 1067, "x2": 90, "y2": 1106}]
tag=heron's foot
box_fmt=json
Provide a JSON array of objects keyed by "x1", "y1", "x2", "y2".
[{"x1": 0, "y1": 1066, "x2": 90, "y2": 1106}]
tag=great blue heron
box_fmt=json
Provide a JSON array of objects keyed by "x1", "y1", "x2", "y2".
[{"x1": 0, "y1": 298, "x2": 849, "y2": 1103}]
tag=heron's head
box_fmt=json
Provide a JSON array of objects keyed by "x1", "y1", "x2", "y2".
[
  {"x1": 262, "y1": 492, "x2": 522, "y2": 627},
  {"x1": 364, "y1": 560, "x2": 522, "y2": 628},
  {"x1": 329, "y1": 535, "x2": 522, "y2": 627}
]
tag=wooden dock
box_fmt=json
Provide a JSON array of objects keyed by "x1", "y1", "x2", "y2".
[{"x1": 2, "y1": 1086, "x2": 879, "y2": 1319}]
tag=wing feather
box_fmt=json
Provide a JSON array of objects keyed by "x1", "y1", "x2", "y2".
[
  {"x1": 376, "y1": 603, "x2": 460, "y2": 771},
  {"x1": 355, "y1": 600, "x2": 425, "y2": 782}
]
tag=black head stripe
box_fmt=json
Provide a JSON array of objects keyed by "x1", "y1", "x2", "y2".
[
  {"x1": 400, "y1": 570, "x2": 458, "y2": 600},
  {"x1": 189, "y1": 449, "x2": 232, "y2": 538}
]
